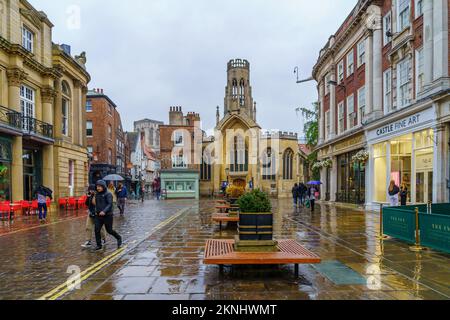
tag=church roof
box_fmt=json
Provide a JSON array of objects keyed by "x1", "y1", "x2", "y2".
[{"x1": 216, "y1": 112, "x2": 261, "y2": 131}]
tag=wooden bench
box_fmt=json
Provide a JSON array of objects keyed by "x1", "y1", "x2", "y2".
[
  {"x1": 204, "y1": 239, "x2": 321, "y2": 276},
  {"x1": 212, "y1": 214, "x2": 239, "y2": 231}
]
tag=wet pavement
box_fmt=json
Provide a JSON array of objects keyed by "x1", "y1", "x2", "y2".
[{"x1": 1, "y1": 199, "x2": 449, "y2": 300}]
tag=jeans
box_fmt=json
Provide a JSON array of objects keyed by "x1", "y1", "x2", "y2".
[
  {"x1": 117, "y1": 198, "x2": 126, "y2": 215},
  {"x1": 310, "y1": 199, "x2": 315, "y2": 211},
  {"x1": 86, "y1": 216, "x2": 106, "y2": 242},
  {"x1": 293, "y1": 197, "x2": 298, "y2": 207},
  {"x1": 38, "y1": 203, "x2": 47, "y2": 220},
  {"x1": 94, "y1": 215, "x2": 121, "y2": 247}
]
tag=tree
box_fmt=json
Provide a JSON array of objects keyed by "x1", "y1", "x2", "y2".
[{"x1": 297, "y1": 102, "x2": 320, "y2": 180}]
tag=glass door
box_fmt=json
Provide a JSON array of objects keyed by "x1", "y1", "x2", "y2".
[{"x1": 416, "y1": 170, "x2": 433, "y2": 204}]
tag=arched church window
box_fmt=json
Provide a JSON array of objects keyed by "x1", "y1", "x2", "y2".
[
  {"x1": 231, "y1": 135, "x2": 248, "y2": 172},
  {"x1": 262, "y1": 148, "x2": 276, "y2": 180},
  {"x1": 283, "y1": 149, "x2": 294, "y2": 180}
]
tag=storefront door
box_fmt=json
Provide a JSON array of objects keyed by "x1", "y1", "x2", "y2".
[
  {"x1": 0, "y1": 138, "x2": 12, "y2": 201},
  {"x1": 23, "y1": 149, "x2": 42, "y2": 201},
  {"x1": 416, "y1": 170, "x2": 433, "y2": 204}
]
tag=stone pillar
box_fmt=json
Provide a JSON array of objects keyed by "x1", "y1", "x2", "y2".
[
  {"x1": 423, "y1": 0, "x2": 434, "y2": 86},
  {"x1": 329, "y1": 68, "x2": 336, "y2": 139},
  {"x1": 41, "y1": 87, "x2": 56, "y2": 192},
  {"x1": 330, "y1": 155, "x2": 338, "y2": 202},
  {"x1": 372, "y1": 26, "x2": 383, "y2": 118},
  {"x1": 53, "y1": 80, "x2": 63, "y2": 140},
  {"x1": 320, "y1": 167, "x2": 327, "y2": 201},
  {"x1": 365, "y1": 30, "x2": 374, "y2": 116},
  {"x1": 7, "y1": 68, "x2": 27, "y2": 201},
  {"x1": 318, "y1": 81, "x2": 325, "y2": 144},
  {"x1": 432, "y1": 0, "x2": 449, "y2": 81},
  {"x1": 433, "y1": 125, "x2": 448, "y2": 203}
]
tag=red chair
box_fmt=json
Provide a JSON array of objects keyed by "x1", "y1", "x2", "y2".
[
  {"x1": 77, "y1": 196, "x2": 87, "y2": 209},
  {"x1": 20, "y1": 200, "x2": 31, "y2": 216},
  {"x1": 30, "y1": 200, "x2": 39, "y2": 215},
  {"x1": 58, "y1": 198, "x2": 68, "y2": 209},
  {"x1": 10, "y1": 202, "x2": 23, "y2": 219},
  {"x1": 68, "y1": 197, "x2": 77, "y2": 210},
  {"x1": 0, "y1": 202, "x2": 9, "y2": 220}
]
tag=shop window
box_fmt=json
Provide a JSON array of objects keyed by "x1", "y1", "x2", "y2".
[
  {"x1": 373, "y1": 142, "x2": 387, "y2": 202},
  {"x1": 390, "y1": 134, "x2": 412, "y2": 202},
  {"x1": 414, "y1": 129, "x2": 434, "y2": 203},
  {"x1": 68, "y1": 160, "x2": 75, "y2": 196}
]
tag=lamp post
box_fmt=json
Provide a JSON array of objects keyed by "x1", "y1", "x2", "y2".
[{"x1": 225, "y1": 167, "x2": 230, "y2": 185}]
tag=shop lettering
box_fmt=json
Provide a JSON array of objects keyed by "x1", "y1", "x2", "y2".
[{"x1": 376, "y1": 114, "x2": 421, "y2": 137}]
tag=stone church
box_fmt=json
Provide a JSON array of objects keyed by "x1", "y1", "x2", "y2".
[{"x1": 199, "y1": 59, "x2": 308, "y2": 198}]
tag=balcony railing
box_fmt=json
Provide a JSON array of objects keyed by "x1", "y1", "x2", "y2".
[
  {"x1": 229, "y1": 163, "x2": 248, "y2": 173},
  {"x1": 0, "y1": 105, "x2": 22, "y2": 130},
  {"x1": 22, "y1": 116, "x2": 53, "y2": 139}
]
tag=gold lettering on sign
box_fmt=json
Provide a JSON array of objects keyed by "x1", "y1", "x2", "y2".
[{"x1": 334, "y1": 135, "x2": 364, "y2": 152}]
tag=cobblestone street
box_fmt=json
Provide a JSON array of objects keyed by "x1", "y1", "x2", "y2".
[{"x1": 2, "y1": 198, "x2": 447, "y2": 300}]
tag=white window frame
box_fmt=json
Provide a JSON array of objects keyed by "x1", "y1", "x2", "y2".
[
  {"x1": 337, "y1": 60, "x2": 344, "y2": 84},
  {"x1": 357, "y1": 86, "x2": 366, "y2": 126},
  {"x1": 346, "y1": 94, "x2": 355, "y2": 130},
  {"x1": 383, "y1": 11, "x2": 392, "y2": 46},
  {"x1": 383, "y1": 68, "x2": 392, "y2": 114},
  {"x1": 87, "y1": 146, "x2": 93, "y2": 155},
  {"x1": 415, "y1": 0, "x2": 423, "y2": 18},
  {"x1": 346, "y1": 51, "x2": 354, "y2": 76},
  {"x1": 338, "y1": 101, "x2": 345, "y2": 134},
  {"x1": 86, "y1": 100, "x2": 92, "y2": 112},
  {"x1": 357, "y1": 39, "x2": 366, "y2": 68},
  {"x1": 20, "y1": 85, "x2": 35, "y2": 118},
  {"x1": 174, "y1": 131, "x2": 184, "y2": 146},
  {"x1": 397, "y1": 0, "x2": 411, "y2": 32},
  {"x1": 415, "y1": 47, "x2": 424, "y2": 96},
  {"x1": 62, "y1": 98, "x2": 69, "y2": 136},
  {"x1": 22, "y1": 26, "x2": 34, "y2": 53},
  {"x1": 397, "y1": 58, "x2": 412, "y2": 109},
  {"x1": 172, "y1": 155, "x2": 187, "y2": 169},
  {"x1": 86, "y1": 121, "x2": 93, "y2": 137}
]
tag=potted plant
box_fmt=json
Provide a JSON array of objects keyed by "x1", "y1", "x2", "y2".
[
  {"x1": 226, "y1": 185, "x2": 245, "y2": 205},
  {"x1": 236, "y1": 189, "x2": 277, "y2": 252}
]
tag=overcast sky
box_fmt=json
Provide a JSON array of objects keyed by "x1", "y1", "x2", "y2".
[{"x1": 30, "y1": 0, "x2": 357, "y2": 135}]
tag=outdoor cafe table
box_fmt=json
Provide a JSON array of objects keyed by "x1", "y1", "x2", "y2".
[{"x1": 216, "y1": 205, "x2": 230, "y2": 213}]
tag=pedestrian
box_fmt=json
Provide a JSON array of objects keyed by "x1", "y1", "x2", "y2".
[
  {"x1": 115, "y1": 183, "x2": 128, "y2": 216},
  {"x1": 93, "y1": 180, "x2": 122, "y2": 251},
  {"x1": 400, "y1": 182, "x2": 408, "y2": 206},
  {"x1": 154, "y1": 177, "x2": 161, "y2": 200},
  {"x1": 388, "y1": 180, "x2": 400, "y2": 206},
  {"x1": 35, "y1": 185, "x2": 51, "y2": 223},
  {"x1": 108, "y1": 182, "x2": 117, "y2": 207},
  {"x1": 298, "y1": 182, "x2": 307, "y2": 206},
  {"x1": 82, "y1": 185, "x2": 106, "y2": 248},
  {"x1": 308, "y1": 185, "x2": 317, "y2": 212},
  {"x1": 292, "y1": 183, "x2": 299, "y2": 208},
  {"x1": 140, "y1": 184, "x2": 145, "y2": 202}
]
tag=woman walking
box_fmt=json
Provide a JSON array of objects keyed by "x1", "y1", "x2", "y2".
[
  {"x1": 115, "y1": 183, "x2": 128, "y2": 216},
  {"x1": 388, "y1": 180, "x2": 400, "y2": 207},
  {"x1": 292, "y1": 183, "x2": 299, "y2": 209},
  {"x1": 308, "y1": 185, "x2": 317, "y2": 212},
  {"x1": 400, "y1": 182, "x2": 408, "y2": 206}
]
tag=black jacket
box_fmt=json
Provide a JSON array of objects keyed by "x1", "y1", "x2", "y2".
[
  {"x1": 388, "y1": 186, "x2": 400, "y2": 196},
  {"x1": 85, "y1": 194, "x2": 96, "y2": 217},
  {"x1": 94, "y1": 191, "x2": 114, "y2": 216}
]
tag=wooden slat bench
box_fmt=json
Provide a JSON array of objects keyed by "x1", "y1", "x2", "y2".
[
  {"x1": 212, "y1": 214, "x2": 239, "y2": 231},
  {"x1": 204, "y1": 239, "x2": 321, "y2": 276}
]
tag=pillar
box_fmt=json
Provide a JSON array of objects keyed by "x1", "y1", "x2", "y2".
[
  {"x1": 320, "y1": 167, "x2": 327, "y2": 201},
  {"x1": 422, "y1": 0, "x2": 434, "y2": 87},
  {"x1": 365, "y1": 30, "x2": 374, "y2": 117},
  {"x1": 432, "y1": 0, "x2": 449, "y2": 81},
  {"x1": 41, "y1": 87, "x2": 56, "y2": 192},
  {"x1": 329, "y1": 68, "x2": 336, "y2": 139},
  {"x1": 318, "y1": 81, "x2": 325, "y2": 144},
  {"x1": 433, "y1": 124, "x2": 448, "y2": 203},
  {"x1": 330, "y1": 155, "x2": 338, "y2": 202},
  {"x1": 372, "y1": 25, "x2": 383, "y2": 118},
  {"x1": 7, "y1": 68, "x2": 27, "y2": 201}
]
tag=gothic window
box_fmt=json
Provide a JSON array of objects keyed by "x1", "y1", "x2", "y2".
[
  {"x1": 231, "y1": 135, "x2": 248, "y2": 172},
  {"x1": 262, "y1": 148, "x2": 276, "y2": 180},
  {"x1": 283, "y1": 149, "x2": 294, "y2": 180},
  {"x1": 239, "y1": 79, "x2": 245, "y2": 106},
  {"x1": 232, "y1": 79, "x2": 238, "y2": 99},
  {"x1": 201, "y1": 149, "x2": 212, "y2": 181}
]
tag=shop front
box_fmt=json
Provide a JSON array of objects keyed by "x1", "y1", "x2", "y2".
[
  {"x1": 367, "y1": 108, "x2": 439, "y2": 207},
  {"x1": 0, "y1": 137, "x2": 12, "y2": 201},
  {"x1": 336, "y1": 150, "x2": 366, "y2": 204},
  {"x1": 160, "y1": 169, "x2": 199, "y2": 200},
  {"x1": 22, "y1": 148, "x2": 42, "y2": 201}
]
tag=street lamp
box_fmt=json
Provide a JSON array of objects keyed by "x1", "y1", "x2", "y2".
[{"x1": 294, "y1": 66, "x2": 314, "y2": 84}]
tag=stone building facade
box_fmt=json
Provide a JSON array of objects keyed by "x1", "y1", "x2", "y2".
[
  {"x1": 86, "y1": 89, "x2": 126, "y2": 184},
  {"x1": 313, "y1": 0, "x2": 449, "y2": 208},
  {"x1": 0, "y1": 0, "x2": 90, "y2": 201},
  {"x1": 134, "y1": 118, "x2": 163, "y2": 154}
]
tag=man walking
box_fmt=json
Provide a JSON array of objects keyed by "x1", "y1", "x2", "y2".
[
  {"x1": 298, "y1": 182, "x2": 307, "y2": 206},
  {"x1": 35, "y1": 185, "x2": 51, "y2": 223},
  {"x1": 82, "y1": 185, "x2": 106, "y2": 248},
  {"x1": 116, "y1": 183, "x2": 128, "y2": 216},
  {"x1": 93, "y1": 180, "x2": 122, "y2": 251}
]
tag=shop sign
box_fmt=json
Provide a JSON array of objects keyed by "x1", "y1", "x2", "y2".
[
  {"x1": 334, "y1": 135, "x2": 364, "y2": 152},
  {"x1": 369, "y1": 108, "x2": 435, "y2": 141}
]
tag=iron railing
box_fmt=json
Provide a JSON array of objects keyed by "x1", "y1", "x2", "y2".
[
  {"x1": 22, "y1": 116, "x2": 53, "y2": 139},
  {"x1": 0, "y1": 105, "x2": 22, "y2": 130},
  {"x1": 230, "y1": 163, "x2": 248, "y2": 173}
]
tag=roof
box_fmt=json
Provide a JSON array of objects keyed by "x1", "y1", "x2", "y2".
[
  {"x1": 86, "y1": 90, "x2": 118, "y2": 109},
  {"x1": 298, "y1": 144, "x2": 312, "y2": 156},
  {"x1": 143, "y1": 143, "x2": 157, "y2": 161}
]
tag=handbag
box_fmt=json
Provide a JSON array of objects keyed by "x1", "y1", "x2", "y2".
[
  {"x1": 315, "y1": 192, "x2": 320, "y2": 198},
  {"x1": 305, "y1": 199, "x2": 310, "y2": 208}
]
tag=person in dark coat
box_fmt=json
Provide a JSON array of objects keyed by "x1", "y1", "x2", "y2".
[
  {"x1": 115, "y1": 183, "x2": 128, "y2": 216},
  {"x1": 292, "y1": 183, "x2": 299, "y2": 208},
  {"x1": 400, "y1": 182, "x2": 408, "y2": 206},
  {"x1": 93, "y1": 180, "x2": 122, "y2": 251},
  {"x1": 82, "y1": 185, "x2": 106, "y2": 248},
  {"x1": 298, "y1": 183, "x2": 307, "y2": 206}
]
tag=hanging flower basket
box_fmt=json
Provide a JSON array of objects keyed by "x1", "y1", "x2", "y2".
[
  {"x1": 312, "y1": 159, "x2": 333, "y2": 171},
  {"x1": 351, "y1": 150, "x2": 369, "y2": 163}
]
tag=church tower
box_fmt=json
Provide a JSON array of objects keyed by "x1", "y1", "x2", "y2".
[{"x1": 224, "y1": 59, "x2": 255, "y2": 121}]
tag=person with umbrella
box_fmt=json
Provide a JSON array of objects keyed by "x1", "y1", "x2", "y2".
[{"x1": 307, "y1": 181, "x2": 322, "y2": 212}]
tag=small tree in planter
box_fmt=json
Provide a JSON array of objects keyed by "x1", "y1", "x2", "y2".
[
  {"x1": 226, "y1": 185, "x2": 245, "y2": 204},
  {"x1": 236, "y1": 189, "x2": 277, "y2": 252}
]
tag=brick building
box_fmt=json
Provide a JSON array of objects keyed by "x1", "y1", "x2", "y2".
[
  {"x1": 313, "y1": 0, "x2": 449, "y2": 207},
  {"x1": 86, "y1": 88, "x2": 126, "y2": 184},
  {"x1": 159, "y1": 107, "x2": 202, "y2": 199}
]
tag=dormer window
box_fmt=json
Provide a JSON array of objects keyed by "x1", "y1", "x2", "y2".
[{"x1": 22, "y1": 26, "x2": 34, "y2": 53}]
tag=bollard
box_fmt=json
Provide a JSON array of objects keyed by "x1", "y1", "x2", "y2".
[
  {"x1": 410, "y1": 207, "x2": 426, "y2": 252},
  {"x1": 377, "y1": 203, "x2": 390, "y2": 240}
]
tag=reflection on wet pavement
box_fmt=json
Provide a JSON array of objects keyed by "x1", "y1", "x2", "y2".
[{"x1": 1, "y1": 199, "x2": 449, "y2": 300}]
